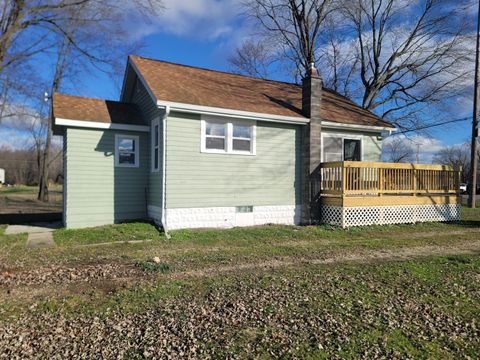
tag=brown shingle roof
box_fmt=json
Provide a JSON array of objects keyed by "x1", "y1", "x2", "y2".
[
  {"x1": 130, "y1": 55, "x2": 393, "y2": 128},
  {"x1": 52, "y1": 93, "x2": 143, "y2": 125}
]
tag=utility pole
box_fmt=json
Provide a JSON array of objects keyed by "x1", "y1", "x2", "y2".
[{"x1": 469, "y1": 0, "x2": 480, "y2": 208}]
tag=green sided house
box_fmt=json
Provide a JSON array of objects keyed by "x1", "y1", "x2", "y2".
[{"x1": 52, "y1": 55, "x2": 461, "y2": 230}]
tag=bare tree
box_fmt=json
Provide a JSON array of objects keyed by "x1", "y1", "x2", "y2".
[
  {"x1": 37, "y1": 0, "x2": 164, "y2": 201},
  {"x1": 231, "y1": 0, "x2": 473, "y2": 131},
  {"x1": 228, "y1": 40, "x2": 273, "y2": 78},
  {"x1": 0, "y1": 1, "x2": 164, "y2": 121},
  {"x1": 38, "y1": 33, "x2": 71, "y2": 201},
  {"x1": 382, "y1": 136, "x2": 414, "y2": 163},
  {"x1": 0, "y1": 0, "x2": 94, "y2": 74},
  {"x1": 335, "y1": 0, "x2": 472, "y2": 128},
  {"x1": 316, "y1": 17, "x2": 360, "y2": 97},
  {"x1": 27, "y1": 115, "x2": 48, "y2": 183},
  {"x1": 232, "y1": 0, "x2": 334, "y2": 80},
  {"x1": 433, "y1": 142, "x2": 472, "y2": 182}
]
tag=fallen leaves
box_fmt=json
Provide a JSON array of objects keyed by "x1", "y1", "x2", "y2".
[
  {"x1": 0, "y1": 263, "x2": 145, "y2": 287},
  {"x1": 0, "y1": 257, "x2": 479, "y2": 359}
]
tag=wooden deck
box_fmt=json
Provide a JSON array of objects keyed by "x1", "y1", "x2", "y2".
[
  {"x1": 319, "y1": 161, "x2": 462, "y2": 227},
  {"x1": 320, "y1": 161, "x2": 460, "y2": 200}
]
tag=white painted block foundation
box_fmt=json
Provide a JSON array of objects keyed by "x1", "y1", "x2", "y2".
[
  {"x1": 321, "y1": 204, "x2": 461, "y2": 228},
  {"x1": 164, "y1": 205, "x2": 301, "y2": 230}
]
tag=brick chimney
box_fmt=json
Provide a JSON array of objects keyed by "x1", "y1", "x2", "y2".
[{"x1": 301, "y1": 62, "x2": 322, "y2": 224}]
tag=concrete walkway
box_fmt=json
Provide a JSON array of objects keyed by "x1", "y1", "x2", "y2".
[{"x1": 5, "y1": 222, "x2": 61, "y2": 249}]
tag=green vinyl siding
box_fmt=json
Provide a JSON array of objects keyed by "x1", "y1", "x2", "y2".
[
  {"x1": 64, "y1": 128, "x2": 148, "y2": 228},
  {"x1": 130, "y1": 77, "x2": 163, "y2": 208},
  {"x1": 362, "y1": 133, "x2": 382, "y2": 161},
  {"x1": 165, "y1": 112, "x2": 302, "y2": 209}
]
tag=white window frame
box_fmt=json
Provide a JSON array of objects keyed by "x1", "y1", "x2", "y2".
[
  {"x1": 115, "y1": 134, "x2": 140, "y2": 168},
  {"x1": 151, "y1": 118, "x2": 160, "y2": 172},
  {"x1": 201, "y1": 119, "x2": 228, "y2": 154},
  {"x1": 321, "y1": 132, "x2": 363, "y2": 162},
  {"x1": 201, "y1": 116, "x2": 256, "y2": 155}
]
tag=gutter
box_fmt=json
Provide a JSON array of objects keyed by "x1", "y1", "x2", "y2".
[
  {"x1": 160, "y1": 105, "x2": 171, "y2": 238},
  {"x1": 157, "y1": 100, "x2": 309, "y2": 125},
  {"x1": 321, "y1": 120, "x2": 396, "y2": 133}
]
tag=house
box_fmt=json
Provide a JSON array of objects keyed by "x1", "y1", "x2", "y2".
[
  {"x1": 0, "y1": 168, "x2": 4, "y2": 184},
  {"x1": 52, "y1": 55, "x2": 459, "y2": 230}
]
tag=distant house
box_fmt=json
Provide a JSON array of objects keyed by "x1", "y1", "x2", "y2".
[
  {"x1": 52, "y1": 55, "x2": 459, "y2": 230},
  {"x1": 0, "y1": 168, "x2": 4, "y2": 184}
]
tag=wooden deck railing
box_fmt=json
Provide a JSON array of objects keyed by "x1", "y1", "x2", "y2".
[{"x1": 320, "y1": 161, "x2": 461, "y2": 196}]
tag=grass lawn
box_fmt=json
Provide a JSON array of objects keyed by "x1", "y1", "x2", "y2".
[
  {"x1": 0, "y1": 185, "x2": 62, "y2": 214},
  {"x1": 0, "y1": 208, "x2": 479, "y2": 358},
  {"x1": 54, "y1": 221, "x2": 163, "y2": 246}
]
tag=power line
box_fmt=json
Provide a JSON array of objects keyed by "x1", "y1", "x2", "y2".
[{"x1": 394, "y1": 116, "x2": 471, "y2": 135}]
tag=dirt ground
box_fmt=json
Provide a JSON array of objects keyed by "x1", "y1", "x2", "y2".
[
  {"x1": 0, "y1": 186, "x2": 62, "y2": 214},
  {"x1": 2, "y1": 238, "x2": 480, "y2": 304}
]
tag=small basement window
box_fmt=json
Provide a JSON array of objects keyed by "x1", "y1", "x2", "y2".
[
  {"x1": 201, "y1": 117, "x2": 256, "y2": 155},
  {"x1": 236, "y1": 206, "x2": 253, "y2": 213},
  {"x1": 115, "y1": 134, "x2": 139, "y2": 168}
]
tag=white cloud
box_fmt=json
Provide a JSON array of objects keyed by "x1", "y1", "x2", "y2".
[
  {"x1": 0, "y1": 102, "x2": 62, "y2": 151},
  {"x1": 382, "y1": 134, "x2": 448, "y2": 163},
  {"x1": 0, "y1": 103, "x2": 42, "y2": 131},
  {"x1": 0, "y1": 128, "x2": 33, "y2": 150},
  {"x1": 0, "y1": 125, "x2": 63, "y2": 151},
  {"x1": 150, "y1": 0, "x2": 242, "y2": 40}
]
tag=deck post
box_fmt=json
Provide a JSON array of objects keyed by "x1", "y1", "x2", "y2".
[{"x1": 413, "y1": 168, "x2": 417, "y2": 196}]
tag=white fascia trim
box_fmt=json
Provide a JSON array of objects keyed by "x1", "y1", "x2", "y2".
[
  {"x1": 157, "y1": 101, "x2": 308, "y2": 125},
  {"x1": 321, "y1": 120, "x2": 396, "y2": 133},
  {"x1": 55, "y1": 118, "x2": 149, "y2": 132}
]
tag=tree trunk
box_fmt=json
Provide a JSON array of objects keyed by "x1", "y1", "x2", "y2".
[
  {"x1": 0, "y1": 0, "x2": 26, "y2": 73},
  {"x1": 38, "y1": 107, "x2": 52, "y2": 201},
  {"x1": 38, "y1": 37, "x2": 71, "y2": 202}
]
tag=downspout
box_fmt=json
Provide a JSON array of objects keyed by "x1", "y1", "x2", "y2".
[{"x1": 161, "y1": 105, "x2": 171, "y2": 238}]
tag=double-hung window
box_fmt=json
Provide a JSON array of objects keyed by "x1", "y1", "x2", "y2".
[
  {"x1": 201, "y1": 117, "x2": 256, "y2": 155},
  {"x1": 115, "y1": 134, "x2": 139, "y2": 168},
  {"x1": 205, "y1": 122, "x2": 226, "y2": 151},
  {"x1": 151, "y1": 118, "x2": 160, "y2": 172},
  {"x1": 232, "y1": 124, "x2": 252, "y2": 152}
]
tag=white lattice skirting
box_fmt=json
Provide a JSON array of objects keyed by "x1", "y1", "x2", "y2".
[
  {"x1": 165, "y1": 205, "x2": 302, "y2": 230},
  {"x1": 321, "y1": 204, "x2": 461, "y2": 228}
]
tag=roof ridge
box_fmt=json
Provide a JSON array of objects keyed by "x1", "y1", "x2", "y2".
[
  {"x1": 130, "y1": 55, "x2": 385, "y2": 119},
  {"x1": 129, "y1": 54, "x2": 301, "y2": 88}
]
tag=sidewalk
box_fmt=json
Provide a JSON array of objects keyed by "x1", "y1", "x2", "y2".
[{"x1": 5, "y1": 222, "x2": 61, "y2": 248}]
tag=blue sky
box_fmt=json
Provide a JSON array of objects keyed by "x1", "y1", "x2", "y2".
[{"x1": 0, "y1": 0, "x2": 476, "y2": 161}]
